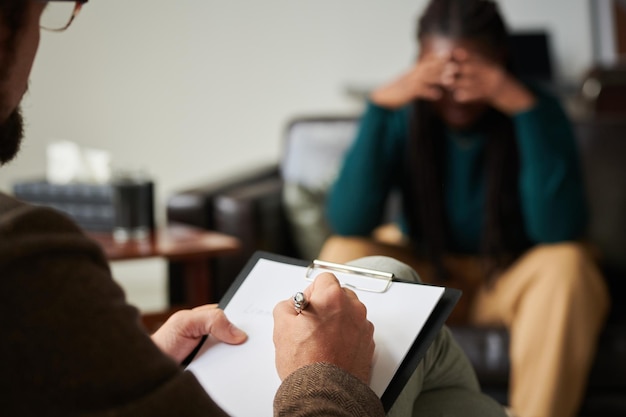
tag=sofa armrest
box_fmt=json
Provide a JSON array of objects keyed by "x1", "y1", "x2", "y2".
[
  {"x1": 166, "y1": 164, "x2": 281, "y2": 303},
  {"x1": 168, "y1": 170, "x2": 296, "y2": 301},
  {"x1": 209, "y1": 177, "x2": 298, "y2": 297},
  {"x1": 166, "y1": 164, "x2": 280, "y2": 229}
]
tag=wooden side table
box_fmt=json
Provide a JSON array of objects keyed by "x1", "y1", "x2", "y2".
[{"x1": 88, "y1": 223, "x2": 241, "y2": 331}]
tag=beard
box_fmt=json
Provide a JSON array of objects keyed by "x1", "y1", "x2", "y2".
[{"x1": 0, "y1": 106, "x2": 24, "y2": 165}]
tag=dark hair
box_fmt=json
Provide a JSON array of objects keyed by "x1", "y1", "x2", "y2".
[
  {"x1": 0, "y1": 0, "x2": 29, "y2": 81},
  {"x1": 403, "y1": 0, "x2": 530, "y2": 282},
  {"x1": 417, "y1": 0, "x2": 509, "y2": 56}
]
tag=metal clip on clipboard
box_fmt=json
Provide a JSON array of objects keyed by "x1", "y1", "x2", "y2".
[{"x1": 305, "y1": 259, "x2": 394, "y2": 293}]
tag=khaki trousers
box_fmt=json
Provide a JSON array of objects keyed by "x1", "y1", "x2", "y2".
[{"x1": 320, "y1": 240, "x2": 611, "y2": 417}]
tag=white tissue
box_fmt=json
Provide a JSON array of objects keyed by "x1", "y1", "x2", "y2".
[{"x1": 46, "y1": 140, "x2": 112, "y2": 185}]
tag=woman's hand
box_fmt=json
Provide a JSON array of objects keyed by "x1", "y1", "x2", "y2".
[
  {"x1": 370, "y1": 52, "x2": 454, "y2": 109},
  {"x1": 273, "y1": 272, "x2": 375, "y2": 384},
  {"x1": 443, "y1": 48, "x2": 536, "y2": 114},
  {"x1": 151, "y1": 304, "x2": 247, "y2": 363},
  {"x1": 372, "y1": 47, "x2": 536, "y2": 115}
]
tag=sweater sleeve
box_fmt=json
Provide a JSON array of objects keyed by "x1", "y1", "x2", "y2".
[
  {"x1": 0, "y1": 201, "x2": 229, "y2": 417},
  {"x1": 327, "y1": 102, "x2": 407, "y2": 236},
  {"x1": 513, "y1": 92, "x2": 588, "y2": 243},
  {"x1": 274, "y1": 363, "x2": 385, "y2": 417}
]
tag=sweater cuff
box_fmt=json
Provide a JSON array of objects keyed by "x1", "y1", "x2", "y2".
[{"x1": 274, "y1": 363, "x2": 384, "y2": 417}]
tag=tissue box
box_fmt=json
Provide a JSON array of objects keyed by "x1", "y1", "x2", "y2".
[{"x1": 12, "y1": 180, "x2": 115, "y2": 232}]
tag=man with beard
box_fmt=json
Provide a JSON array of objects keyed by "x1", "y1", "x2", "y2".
[{"x1": 0, "y1": 2, "x2": 507, "y2": 417}]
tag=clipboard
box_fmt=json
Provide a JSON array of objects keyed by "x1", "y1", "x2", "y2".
[{"x1": 185, "y1": 251, "x2": 460, "y2": 415}]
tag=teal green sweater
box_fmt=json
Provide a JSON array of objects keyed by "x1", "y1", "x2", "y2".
[{"x1": 327, "y1": 92, "x2": 587, "y2": 254}]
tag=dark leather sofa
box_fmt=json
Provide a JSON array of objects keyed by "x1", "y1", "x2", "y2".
[{"x1": 167, "y1": 115, "x2": 626, "y2": 416}]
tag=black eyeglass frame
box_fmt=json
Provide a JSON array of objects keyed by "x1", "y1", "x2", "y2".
[{"x1": 39, "y1": 0, "x2": 89, "y2": 32}]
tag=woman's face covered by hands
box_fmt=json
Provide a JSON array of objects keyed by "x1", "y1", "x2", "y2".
[{"x1": 419, "y1": 35, "x2": 507, "y2": 130}]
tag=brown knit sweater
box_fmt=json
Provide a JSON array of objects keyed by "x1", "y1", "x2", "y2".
[{"x1": 0, "y1": 193, "x2": 384, "y2": 417}]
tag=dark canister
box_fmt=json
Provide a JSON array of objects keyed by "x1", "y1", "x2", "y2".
[{"x1": 111, "y1": 174, "x2": 154, "y2": 242}]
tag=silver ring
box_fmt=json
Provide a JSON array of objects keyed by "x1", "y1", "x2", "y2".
[{"x1": 293, "y1": 292, "x2": 307, "y2": 314}]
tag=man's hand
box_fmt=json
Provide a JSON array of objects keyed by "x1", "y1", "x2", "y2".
[
  {"x1": 273, "y1": 273, "x2": 375, "y2": 384},
  {"x1": 151, "y1": 304, "x2": 247, "y2": 363}
]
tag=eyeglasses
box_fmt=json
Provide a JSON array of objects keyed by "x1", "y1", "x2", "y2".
[{"x1": 40, "y1": 0, "x2": 88, "y2": 32}]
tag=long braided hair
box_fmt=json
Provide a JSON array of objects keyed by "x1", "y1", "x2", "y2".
[{"x1": 403, "y1": 0, "x2": 530, "y2": 282}]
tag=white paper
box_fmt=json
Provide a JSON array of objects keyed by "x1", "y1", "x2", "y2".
[{"x1": 186, "y1": 258, "x2": 444, "y2": 416}]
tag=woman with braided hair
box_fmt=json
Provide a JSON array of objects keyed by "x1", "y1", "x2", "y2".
[{"x1": 320, "y1": 0, "x2": 610, "y2": 416}]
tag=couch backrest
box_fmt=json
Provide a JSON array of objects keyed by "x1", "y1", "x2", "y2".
[
  {"x1": 280, "y1": 116, "x2": 359, "y2": 190},
  {"x1": 280, "y1": 115, "x2": 626, "y2": 273}
]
